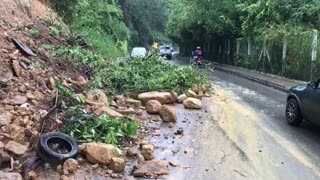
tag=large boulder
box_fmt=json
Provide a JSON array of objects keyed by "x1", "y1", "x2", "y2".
[
  {"x1": 110, "y1": 157, "x2": 125, "y2": 173},
  {"x1": 159, "y1": 105, "x2": 177, "y2": 122},
  {"x1": 84, "y1": 143, "x2": 119, "y2": 165},
  {"x1": 93, "y1": 106, "x2": 123, "y2": 118},
  {"x1": 145, "y1": 100, "x2": 162, "y2": 114},
  {"x1": 138, "y1": 92, "x2": 173, "y2": 105},
  {"x1": 133, "y1": 160, "x2": 169, "y2": 177},
  {"x1": 183, "y1": 98, "x2": 202, "y2": 109},
  {"x1": 5, "y1": 141, "x2": 28, "y2": 156},
  {"x1": 177, "y1": 94, "x2": 187, "y2": 103}
]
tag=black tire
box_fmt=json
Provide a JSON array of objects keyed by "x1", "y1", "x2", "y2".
[
  {"x1": 286, "y1": 99, "x2": 303, "y2": 126},
  {"x1": 36, "y1": 132, "x2": 79, "y2": 165}
]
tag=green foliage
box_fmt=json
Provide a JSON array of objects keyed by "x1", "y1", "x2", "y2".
[
  {"x1": 63, "y1": 106, "x2": 138, "y2": 145},
  {"x1": 56, "y1": 82, "x2": 138, "y2": 145},
  {"x1": 29, "y1": 28, "x2": 42, "y2": 38}
]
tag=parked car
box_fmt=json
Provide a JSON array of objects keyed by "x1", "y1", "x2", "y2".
[
  {"x1": 286, "y1": 79, "x2": 320, "y2": 126},
  {"x1": 131, "y1": 47, "x2": 147, "y2": 58},
  {"x1": 159, "y1": 45, "x2": 173, "y2": 60}
]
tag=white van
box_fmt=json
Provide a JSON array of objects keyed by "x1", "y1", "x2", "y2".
[{"x1": 131, "y1": 47, "x2": 147, "y2": 58}]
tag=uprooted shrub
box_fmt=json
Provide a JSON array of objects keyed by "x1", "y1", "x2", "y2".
[
  {"x1": 57, "y1": 83, "x2": 138, "y2": 145},
  {"x1": 45, "y1": 45, "x2": 209, "y2": 94}
]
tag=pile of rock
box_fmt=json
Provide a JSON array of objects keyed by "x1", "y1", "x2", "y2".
[{"x1": 125, "y1": 142, "x2": 169, "y2": 177}]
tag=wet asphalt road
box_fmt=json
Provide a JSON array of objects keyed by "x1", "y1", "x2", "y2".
[{"x1": 172, "y1": 58, "x2": 320, "y2": 180}]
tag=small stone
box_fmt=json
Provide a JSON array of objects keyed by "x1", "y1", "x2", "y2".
[
  {"x1": 56, "y1": 165, "x2": 63, "y2": 172},
  {"x1": 91, "y1": 164, "x2": 99, "y2": 169},
  {"x1": 126, "y1": 148, "x2": 139, "y2": 157},
  {"x1": 18, "y1": 86, "x2": 27, "y2": 93},
  {"x1": 0, "y1": 113, "x2": 12, "y2": 126},
  {"x1": 5, "y1": 141, "x2": 28, "y2": 156},
  {"x1": 107, "y1": 170, "x2": 113, "y2": 175},
  {"x1": 141, "y1": 145, "x2": 154, "y2": 160},
  {"x1": 0, "y1": 90, "x2": 8, "y2": 100},
  {"x1": 168, "y1": 123, "x2": 175, "y2": 128},
  {"x1": 140, "y1": 141, "x2": 148, "y2": 148},
  {"x1": 11, "y1": 95, "x2": 28, "y2": 105},
  {"x1": 110, "y1": 157, "x2": 125, "y2": 173},
  {"x1": 0, "y1": 141, "x2": 4, "y2": 149},
  {"x1": 111, "y1": 173, "x2": 118, "y2": 178},
  {"x1": 137, "y1": 154, "x2": 145, "y2": 163},
  {"x1": 63, "y1": 158, "x2": 79, "y2": 175},
  {"x1": 0, "y1": 172, "x2": 23, "y2": 180}
]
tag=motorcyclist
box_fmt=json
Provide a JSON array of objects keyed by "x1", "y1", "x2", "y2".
[{"x1": 193, "y1": 46, "x2": 202, "y2": 64}]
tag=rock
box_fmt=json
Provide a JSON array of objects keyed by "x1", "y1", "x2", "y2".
[
  {"x1": 183, "y1": 98, "x2": 202, "y2": 109},
  {"x1": 0, "y1": 113, "x2": 12, "y2": 126},
  {"x1": 205, "y1": 92, "x2": 211, "y2": 97},
  {"x1": 133, "y1": 160, "x2": 169, "y2": 177},
  {"x1": 110, "y1": 101, "x2": 118, "y2": 108},
  {"x1": 115, "y1": 95, "x2": 126, "y2": 106},
  {"x1": 0, "y1": 141, "x2": 4, "y2": 149},
  {"x1": 126, "y1": 99, "x2": 142, "y2": 110},
  {"x1": 138, "y1": 92, "x2": 173, "y2": 105},
  {"x1": 48, "y1": 77, "x2": 56, "y2": 90},
  {"x1": 10, "y1": 124, "x2": 25, "y2": 144},
  {"x1": 126, "y1": 148, "x2": 138, "y2": 157},
  {"x1": 75, "y1": 76, "x2": 88, "y2": 87},
  {"x1": 141, "y1": 145, "x2": 154, "y2": 160},
  {"x1": 115, "y1": 107, "x2": 135, "y2": 115},
  {"x1": 170, "y1": 92, "x2": 178, "y2": 103},
  {"x1": 107, "y1": 170, "x2": 113, "y2": 175},
  {"x1": 84, "y1": 143, "x2": 119, "y2": 165},
  {"x1": 159, "y1": 105, "x2": 177, "y2": 122},
  {"x1": 186, "y1": 89, "x2": 198, "y2": 98},
  {"x1": 11, "y1": 95, "x2": 27, "y2": 105},
  {"x1": 63, "y1": 158, "x2": 79, "y2": 175},
  {"x1": 177, "y1": 94, "x2": 187, "y2": 103},
  {"x1": 168, "y1": 123, "x2": 175, "y2": 128},
  {"x1": 135, "y1": 109, "x2": 143, "y2": 115},
  {"x1": 0, "y1": 172, "x2": 23, "y2": 180},
  {"x1": 93, "y1": 106, "x2": 123, "y2": 118},
  {"x1": 0, "y1": 90, "x2": 7, "y2": 100},
  {"x1": 111, "y1": 173, "x2": 118, "y2": 178},
  {"x1": 145, "y1": 100, "x2": 162, "y2": 114},
  {"x1": 60, "y1": 175, "x2": 71, "y2": 180},
  {"x1": 5, "y1": 141, "x2": 27, "y2": 156},
  {"x1": 110, "y1": 157, "x2": 125, "y2": 173},
  {"x1": 12, "y1": 60, "x2": 21, "y2": 77},
  {"x1": 85, "y1": 90, "x2": 109, "y2": 106},
  {"x1": 18, "y1": 86, "x2": 27, "y2": 93},
  {"x1": 26, "y1": 91, "x2": 35, "y2": 100},
  {"x1": 137, "y1": 154, "x2": 145, "y2": 163},
  {"x1": 198, "y1": 90, "x2": 204, "y2": 97}
]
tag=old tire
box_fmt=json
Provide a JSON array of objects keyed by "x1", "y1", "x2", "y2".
[
  {"x1": 286, "y1": 99, "x2": 302, "y2": 126},
  {"x1": 36, "y1": 132, "x2": 79, "y2": 165}
]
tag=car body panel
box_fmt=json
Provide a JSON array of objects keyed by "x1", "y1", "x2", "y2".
[
  {"x1": 287, "y1": 83, "x2": 320, "y2": 124},
  {"x1": 159, "y1": 45, "x2": 172, "y2": 57}
]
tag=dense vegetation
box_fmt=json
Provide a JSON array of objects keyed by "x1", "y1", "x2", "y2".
[{"x1": 166, "y1": 0, "x2": 320, "y2": 80}]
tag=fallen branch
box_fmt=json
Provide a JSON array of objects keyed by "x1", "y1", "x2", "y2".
[{"x1": 233, "y1": 169, "x2": 247, "y2": 177}]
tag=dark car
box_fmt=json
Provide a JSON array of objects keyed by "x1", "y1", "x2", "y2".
[{"x1": 286, "y1": 79, "x2": 320, "y2": 126}]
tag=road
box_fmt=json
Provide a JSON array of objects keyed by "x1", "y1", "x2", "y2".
[{"x1": 168, "y1": 58, "x2": 320, "y2": 180}]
